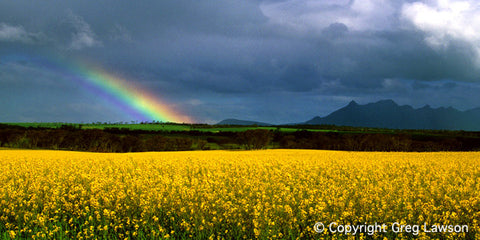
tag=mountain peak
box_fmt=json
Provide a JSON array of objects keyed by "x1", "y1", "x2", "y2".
[
  {"x1": 347, "y1": 100, "x2": 358, "y2": 107},
  {"x1": 420, "y1": 104, "x2": 432, "y2": 110},
  {"x1": 375, "y1": 99, "x2": 398, "y2": 106}
]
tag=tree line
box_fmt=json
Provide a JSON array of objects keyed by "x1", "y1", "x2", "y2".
[
  {"x1": 0, "y1": 126, "x2": 194, "y2": 152},
  {"x1": 1, "y1": 124, "x2": 480, "y2": 152}
]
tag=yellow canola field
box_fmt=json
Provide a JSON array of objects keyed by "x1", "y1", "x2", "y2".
[{"x1": 0, "y1": 149, "x2": 479, "y2": 239}]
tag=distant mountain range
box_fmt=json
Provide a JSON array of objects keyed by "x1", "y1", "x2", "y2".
[
  {"x1": 216, "y1": 118, "x2": 272, "y2": 126},
  {"x1": 217, "y1": 99, "x2": 480, "y2": 131}
]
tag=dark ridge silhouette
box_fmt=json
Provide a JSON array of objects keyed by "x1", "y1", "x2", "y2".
[
  {"x1": 305, "y1": 99, "x2": 480, "y2": 131},
  {"x1": 216, "y1": 118, "x2": 272, "y2": 126}
]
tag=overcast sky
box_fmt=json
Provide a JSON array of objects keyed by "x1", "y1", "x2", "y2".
[{"x1": 2, "y1": 0, "x2": 480, "y2": 124}]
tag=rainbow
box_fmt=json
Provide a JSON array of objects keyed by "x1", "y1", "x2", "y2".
[
  {"x1": 73, "y1": 62, "x2": 193, "y2": 123},
  {"x1": 7, "y1": 54, "x2": 193, "y2": 123}
]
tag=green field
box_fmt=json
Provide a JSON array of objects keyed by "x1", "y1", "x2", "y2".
[
  {"x1": 3, "y1": 122, "x2": 336, "y2": 133},
  {"x1": 4, "y1": 122, "x2": 476, "y2": 137}
]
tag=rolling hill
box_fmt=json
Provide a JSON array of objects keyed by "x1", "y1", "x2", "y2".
[{"x1": 216, "y1": 118, "x2": 272, "y2": 126}]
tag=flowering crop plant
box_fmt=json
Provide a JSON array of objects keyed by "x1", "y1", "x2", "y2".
[{"x1": 0, "y1": 149, "x2": 478, "y2": 239}]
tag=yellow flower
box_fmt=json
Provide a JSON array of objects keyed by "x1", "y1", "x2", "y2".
[{"x1": 0, "y1": 149, "x2": 478, "y2": 239}]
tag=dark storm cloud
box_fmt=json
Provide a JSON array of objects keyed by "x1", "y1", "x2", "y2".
[
  {"x1": 2, "y1": 0, "x2": 480, "y2": 123},
  {"x1": 312, "y1": 29, "x2": 480, "y2": 87}
]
